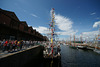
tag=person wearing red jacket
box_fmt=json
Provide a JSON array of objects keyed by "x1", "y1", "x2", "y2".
[{"x1": 2, "y1": 40, "x2": 8, "y2": 52}]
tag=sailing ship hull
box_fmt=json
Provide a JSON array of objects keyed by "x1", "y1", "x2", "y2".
[
  {"x1": 86, "y1": 47, "x2": 94, "y2": 51},
  {"x1": 69, "y1": 45, "x2": 78, "y2": 49},
  {"x1": 94, "y1": 49, "x2": 100, "y2": 54},
  {"x1": 42, "y1": 56, "x2": 61, "y2": 67},
  {"x1": 77, "y1": 46, "x2": 87, "y2": 50},
  {"x1": 94, "y1": 46, "x2": 100, "y2": 54}
]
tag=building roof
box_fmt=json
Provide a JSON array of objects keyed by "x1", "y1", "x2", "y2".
[
  {"x1": 20, "y1": 21, "x2": 28, "y2": 27},
  {"x1": 0, "y1": 8, "x2": 20, "y2": 21}
]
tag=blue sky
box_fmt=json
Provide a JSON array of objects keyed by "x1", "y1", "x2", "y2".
[{"x1": 0, "y1": 0, "x2": 100, "y2": 41}]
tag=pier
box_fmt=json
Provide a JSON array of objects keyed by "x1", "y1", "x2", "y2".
[{"x1": 0, "y1": 45, "x2": 44, "y2": 67}]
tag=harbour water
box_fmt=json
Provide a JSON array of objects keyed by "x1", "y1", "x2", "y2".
[{"x1": 61, "y1": 45, "x2": 100, "y2": 67}]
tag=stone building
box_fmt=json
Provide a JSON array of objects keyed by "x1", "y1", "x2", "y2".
[{"x1": 0, "y1": 8, "x2": 48, "y2": 41}]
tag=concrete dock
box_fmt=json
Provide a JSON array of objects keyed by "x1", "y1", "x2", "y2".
[{"x1": 0, "y1": 45, "x2": 44, "y2": 67}]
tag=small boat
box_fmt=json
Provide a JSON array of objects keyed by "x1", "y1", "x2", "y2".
[
  {"x1": 77, "y1": 45, "x2": 87, "y2": 49},
  {"x1": 69, "y1": 43, "x2": 78, "y2": 49},
  {"x1": 86, "y1": 47, "x2": 94, "y2": 50},
  {"x1": 94, "y1": 45, "x2": 100, "y2": 54},
  {"x1": 94, "y1": 49, "x2": 100, "y2": 54}
]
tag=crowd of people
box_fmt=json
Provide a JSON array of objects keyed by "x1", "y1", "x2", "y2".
[
  {"x1": 0, "y1": 39, "x2": 61, "y2": 57},
  {"x1": 0, "y1": 39, "x2": 43, "y2": 53}
]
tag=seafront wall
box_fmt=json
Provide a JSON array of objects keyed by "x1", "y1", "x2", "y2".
[{"x1": 0, "y1": 45, "x2": 44, "y2": 67}]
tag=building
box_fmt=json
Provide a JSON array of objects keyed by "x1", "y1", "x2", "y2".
[{"x1": 0, "y1": 8, "x2": 48, "y2": 41}]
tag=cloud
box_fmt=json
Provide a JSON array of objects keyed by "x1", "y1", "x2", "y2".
[
  {"x1": 32, "y1": 14, "x2": 77, "y2": 36},
  {"x1": 32, "y1": 12, "x2": 77, "y2": 40},
  {"x1": 30, "y1": 14, "x2": 38, "y2": 17},
  {"x1": 73, "y1": 21, "x2": 100, "y2": 41},
  {"x1": 75, "y1": 31, "x2": 98, "y2": 41},
  {"x1": 82, "y1": 31, "x2": 98, "y2": 36},
  {"x1": 93, "y1": 21, "x2": 100, "y2": 28},
  {"x1": 55, "y1": 14, "x2": 77, "y2": 35},
  {"x1": 32, "y1": 14, "x2": 77, "y2": 40},
  {"x1": 96, "y1": 17, "x2": 100, "y2": 20},
  {"x1": 33, "y1": 26, "x2": 50, "y2": 34},
  {"x1": 82, "y1": 31, "x2": 98, "y2": 41},
  {"x1": 90, "y1": 12, "x2": 96, "y2": 15}
]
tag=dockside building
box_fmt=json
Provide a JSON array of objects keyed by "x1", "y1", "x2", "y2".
[{"x1": 0, "y1": 8, "x2": 48, "y2": 41}]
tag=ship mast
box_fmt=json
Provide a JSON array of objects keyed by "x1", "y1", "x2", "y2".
[
  {"x1": 50, "y1": 8, "x2": 55, "y2": 55},
  {"x1": 70, "y1": 35, "x2": 71, "y2": 45},
  {"x1": 74, "y1": 35, "x2": 75, "y2": 46},
  {"x1": 80, "y1": 33, "x2": 83, "y2": 43},
  {"x1": 97, "y1": 26, "x2": 100, "y2": 44}
]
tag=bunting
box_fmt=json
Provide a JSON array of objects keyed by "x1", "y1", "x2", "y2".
[
  {"x1": 49, "y1": 8, "x2": 56, "y2": 55},
  {"x1": 51, "y1": 38, "x2": 53, "y2": 43}
]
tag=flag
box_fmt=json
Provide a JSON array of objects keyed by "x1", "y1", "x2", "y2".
[
  {"x1": 51, "y1": 29, "x2": 53, "y2": 32},
  {"x1": 51, "y1": 38, "x2": 53, "y2": 43},
  {"x1": 52, "y1": 8, "x2": 55, "y2": 10}
]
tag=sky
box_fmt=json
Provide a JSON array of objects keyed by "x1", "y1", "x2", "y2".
[{"x1": 0, "y1": 0, "x2": 100, "y2": 41}]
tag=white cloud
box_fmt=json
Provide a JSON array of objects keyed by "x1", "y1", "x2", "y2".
[
  {"x1": 93, "y1": 21, "x2": 100, "y2": 28},
  {"x1": 96, "y1": 17, "x2": 100, "y2": 20},
  {"x1": 32, "y1": 14, "x2": 77, "y2": 36},
  {"x1": 90, "y1": 12, "x2": 96, "y2": 15},
  {"x1": 72, "y1": 21, "x2": 100, "y2": 41},
  {"x1": 55, "y1": 14, "x2": 77, "y2": 35},
  {"x1": 33, "y1": 26, "x2": 50, "y2": 34},
  {"x1": 30, "y1": 14, "x2": 38, "y2": 17},
  {"x1": 75, "y1": 31, "x2": 98, "y2": 41},
  {"x1": 82, "y1": 31, "x2": 98, "y2": 39}
]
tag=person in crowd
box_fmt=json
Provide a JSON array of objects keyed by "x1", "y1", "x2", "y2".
[
  {"x1": 7, "y1": 40, "x2": 12, "y2": 52},
  {"x1": 0, "y1": 39, "x2": 43, "y2": 53},
  {"x1": 9, "y1": 40, "x2": 13, "y2": 52},
  {"x1": 0, "y1": 40, "x2": 2, "y2": 50},
  {"x1": 3, "y1": 40, "x2": 8, "y2": 52},
  {"x1": 17, "y1": 40, "x2": 20, "y2": 50},
  {"x1": 20, "y1": 40, "x2": 23, "y2": 50},
  {"x1": 1, "y1": 39, "x2": 5, "y2": 51},
  {"x1": 57, "y1": 45, "x2": 61, "y2": 54},
  {"x1": 13, "y1": 40, "x2": 17, "y2": 51}
]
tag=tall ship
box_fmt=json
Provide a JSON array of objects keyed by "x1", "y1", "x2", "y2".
[
  {"x1": 94, "y1": 28, "x2": 100, "y2": 54},
  {"x1": 43, "y1": 8, "x2": 61, "y2": 67}
]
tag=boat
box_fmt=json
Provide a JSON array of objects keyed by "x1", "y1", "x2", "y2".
[
  {"x1": 77, "y1": 45, "x2": 87, "y2": 49},
  {"x1": 43, "y1": 8, "x2": 61, "y2": 67},
  {"x1": 69, "y1": 44, "x2": 78, "y2": 49},
  {"x1": 86, "y1": 44, "x2": 94, "y2": 50},
  {"x1": 94, "y1": 49, "x2": 100, "y2": 54},
  {"x1": 86, "y1": 47, "x2": 94, "y2": 50},
  {"x1": 94, "y1": 44, "x2": 100, "y2": 54},
  {"x1": 69, "y1": 35, "x2": 78, "y2": 49},
  {"x1": 93, "y1": 29, "x2": 100, "y2": 54}
]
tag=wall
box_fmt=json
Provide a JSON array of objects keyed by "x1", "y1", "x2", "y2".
[{"x1": 0, "y1": 45, "x2": 44, "y2": 67}]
